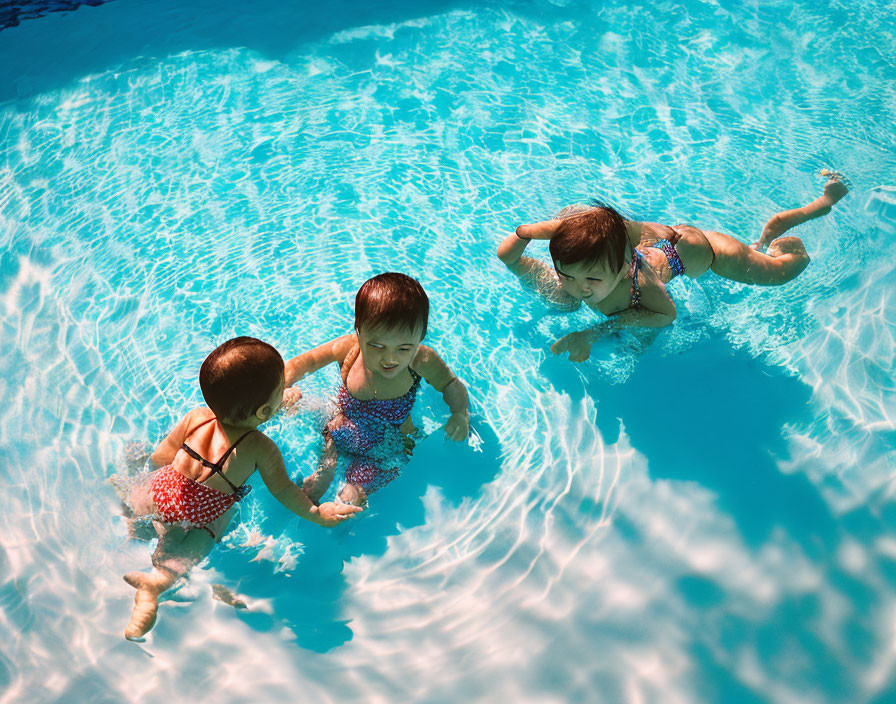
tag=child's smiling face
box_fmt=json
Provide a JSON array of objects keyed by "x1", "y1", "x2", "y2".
[
  {"x1": 554, "y1": 258, "x2": 626, "y2": 303},
  {"x1": 357, "y1": 324, "x2": 423, "y2": 379}
]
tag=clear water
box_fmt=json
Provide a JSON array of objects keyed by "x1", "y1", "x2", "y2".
[{"x1": 2, "y1": 0, "x2": 895, "y2": 701}]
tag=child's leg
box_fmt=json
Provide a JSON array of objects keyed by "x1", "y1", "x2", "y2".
[
  {"x1": 755, "y1": 170, "x2": 850, "y2": 250},
  {"x1": 703, "y1": 230, "x2": 810, "y2": 285},
  {"x1": 123, "y1": 512, "x2": 229, "y2": 640},
  {"x1": 704, "y1": 171, "x2": 849, "y2": 286},
  {"x1": 338, "y1": 482, "x2": 368, "y2": 507},
  {"x1": 303, "y1": 435, "x2": 339, "y2": 503}
]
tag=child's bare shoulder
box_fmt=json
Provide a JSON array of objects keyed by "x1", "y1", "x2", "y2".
[
  {"x1": 182, "y1": 406, "x2": 215, "y2": 429},
  {"x1": 193, "y1": 406, "x2": 215, "y2": 419},
  {"x1": 242, "y1": 429, "x2": 282, "y2": 465},
  {"x1": 413, "y1": 346, "x2": 456, "y2": 388},
  {"x1": 330, "y1": 334, "x2": 357, "y2": 362}
]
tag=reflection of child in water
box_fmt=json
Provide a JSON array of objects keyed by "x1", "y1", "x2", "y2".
[
  {"x1": 112, "y1": 337, "x2": 359, "y2": 640},
  {"x1": 283, "y1": 273, "x2": 470, "y2": 506},
  {"x1": 497, "y1": 170, "x2": 850, "y2": 361}
]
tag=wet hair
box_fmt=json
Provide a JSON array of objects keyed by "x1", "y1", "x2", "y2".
[
  {"x1": 549, "y1": 203, "x2": 629, "y2": 274},
  {"x1": 355, "y1": 272, "x2": 429, "y2": 338},
  {"x1": 199, "y1": 337, "x2": 284, "y2": 423}
]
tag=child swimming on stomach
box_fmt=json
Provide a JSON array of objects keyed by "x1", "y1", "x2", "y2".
[
  {"x1": 496, "y1": 170, "x2": 850, "y2": 361},
  {"x1": 112, "y1": 337, "x2": 360, "y2": 640},
  {"x1": 282, "y1": 272, "x2": 470, "y2": 506}
]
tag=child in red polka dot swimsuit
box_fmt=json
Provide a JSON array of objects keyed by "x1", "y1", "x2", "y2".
[{"x1": 113, "y1": 337, "x2": 360, "y2": 641}]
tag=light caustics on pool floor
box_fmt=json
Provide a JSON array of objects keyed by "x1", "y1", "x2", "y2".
[{"x1": 1, "y1": 1, "x2": 896, "y2": 702}]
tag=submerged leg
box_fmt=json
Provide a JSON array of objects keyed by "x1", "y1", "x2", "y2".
[
  {"x1": 338, "y1": 482, "x2": 368, "y2": 507},
  {"x1": 703, "y1": 170, "x2": 850, "y2": 285},
  {"x1": 123, "y1": 517, "x2": 224, "y2": 640},
  {"x1": 704, "y1": 230, "x2": 810, "y2": 285},
  {"x1": 755, "y1": 170, "x2": 850, "y2": 250},
  {"x1": 304, "y1": 435, "x2": 339, "y2": 503},
  {"x1": 123, "y1": 566, "x2": 178, "y2": 641}
]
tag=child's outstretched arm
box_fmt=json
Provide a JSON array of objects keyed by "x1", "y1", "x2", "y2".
[
  {"x1": 283, "y1": 335, "x2": 355, "y2": 387},
  {"x1": 256, "y1": 436, "x2": 361, "y2": 525},
  {"x1": 496, "y1": 219, "x2": 562, "y2": 269},
  {"x1": 414, "y1": 347, "x2": 470, "y2": 441},
  {"x1": 551, "y1": 281, "x2": 676, "y2": 362},
  {"x1": 497, "y1": 221, "x2": 581, "y2": 311}
]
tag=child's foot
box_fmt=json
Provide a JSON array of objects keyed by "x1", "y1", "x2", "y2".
[
  {"x1": 819, "y1": 169, "x2": 851, "y2": 203},
  {"x1": 123, "y1": 571, "x2": 172, "y2": 640},
  {"x1": 124, "y1": 583, "x2": 159, "y2": 640},
  {"x1": 211, "y1": 584, "x2": 248, "y2": 609},
  {"x1": 753, "y1": 169, "x2": 851, "y2": 250}
]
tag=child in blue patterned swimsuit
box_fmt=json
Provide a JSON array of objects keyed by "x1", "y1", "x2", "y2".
[
  {"x1": 497, "y1": 170, "x2": 850, "y2": 362},
  {"x1": 283, "y1": 273, "x2": 470, "y2": 506}
]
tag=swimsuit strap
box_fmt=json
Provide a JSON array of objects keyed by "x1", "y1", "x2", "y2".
[
  {"x1": 181, "y1": 419, "x2": 254, "y2": 495},
  {"x1": 630, "y1": 248, "x2": 643, "y2": 309}
]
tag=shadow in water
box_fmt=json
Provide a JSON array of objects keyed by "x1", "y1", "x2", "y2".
[
  {"x1": 543, "y1": 334, "x2": 837, "y2": 554},
  {"x1": 542, "y1": 332, "x2": 895, "y2": 700},
  {"x1": 205, "y1": 418, "x2": 500, "y2": 652}
]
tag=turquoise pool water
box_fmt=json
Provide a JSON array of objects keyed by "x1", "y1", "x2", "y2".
[{"x1": 2, "y1": 0, "x2": 895, "y2": 701}]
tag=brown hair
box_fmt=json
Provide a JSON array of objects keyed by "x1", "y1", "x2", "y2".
[
  {"x1": 549, "y1": 205, "x2": 629, "y2": 274},
  {"x1": 355, "y1": 272, "x2": 429, "y2": 337},
  {"x1": 199, "y1": 337, "x2": 284, "y2": 423}
]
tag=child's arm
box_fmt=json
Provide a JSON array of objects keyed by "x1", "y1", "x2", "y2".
[
  {"x1": 283, "y1": 335, "x2": 354, "y2": 387},
  {"x1": 255, "y1": 436, "x2": 361, "y2": 525},
  {"x1": 414, "y1": 347, "x2": 470, "y2": 441},
  {"x1": 149, "y1": 408, "x2": 205, "y2": 467},
  {"x1": 497, "y1": 222, "x2": 581, "y2": 312},
  {"x1": 551, "y1": 281, "x2": 676, "y2": 362},
  {"x1": 496, "y1": 219, "x2": 561, "y2": 268}
]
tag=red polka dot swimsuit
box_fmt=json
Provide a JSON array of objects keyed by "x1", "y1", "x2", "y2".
[{"x1": 151, "y1": 418, "x2": 253, "y2": 531}]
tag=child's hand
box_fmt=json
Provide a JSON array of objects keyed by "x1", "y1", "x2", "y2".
[
  {"x1": 314, "y1": 501, "x2": 362, "y2": 526},
  {"x1": 516, "y1": 219, "x2": 562, "y2": 241},
  {"x1": 551, "y1": 330, "x2": 595, "y2": 362},
  {"x1": 282, "y1": 386, "x2": 303, "y2": 414},
  {"x1": 445, "y1": 412, "x2": 470, "y2": 441}
]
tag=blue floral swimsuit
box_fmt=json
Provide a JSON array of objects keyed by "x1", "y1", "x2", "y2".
[
  {"x1": 327, "y1": 344, "x2": 420, "y2": 493},
  {"x1": 630, "y1": 237, "x2": 685, "y2": 309}
]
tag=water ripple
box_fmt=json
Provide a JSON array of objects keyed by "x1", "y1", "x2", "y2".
[{"x1": 1, "y1": 1, "x2": 895, "y2": 702}]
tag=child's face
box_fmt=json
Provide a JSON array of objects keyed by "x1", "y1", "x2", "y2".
[
  {"x1": 357, "y1": 324, "x2": 423, "y2": 379},
  {"x1": 554, "y1": 258, "x2": 626, "y2": 303}
]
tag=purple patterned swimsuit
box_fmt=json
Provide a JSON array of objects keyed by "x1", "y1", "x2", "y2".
[{"x1": 329, "y1": 368, "x2": 421, "y2": 494}]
